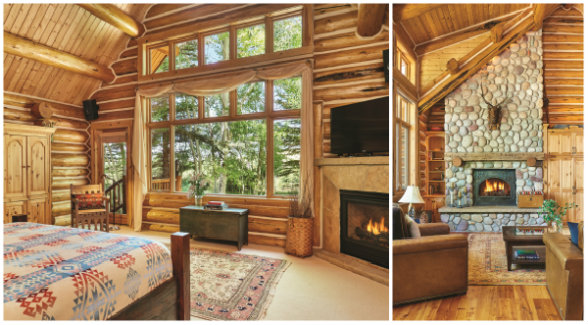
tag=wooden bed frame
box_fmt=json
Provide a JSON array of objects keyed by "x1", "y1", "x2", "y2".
[{"x1": 111, "y1": 232, "x2": 190, "y2": 320}]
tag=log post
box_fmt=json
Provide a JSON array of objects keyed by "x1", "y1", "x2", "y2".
[
  {"x1": 357, "y1": 4, "x2": 387, "y2": 37},
  {"x1": 447, "y1": 58, "x2": 459, "y2": 75},
  {"x1": 78, "y1": 4, "x2": 145, "y2": 37},
  {"x1": 171, "y1": 232, "x2": 190, "y2": 320},
  {"x1": 490, "y1": 24, "x2": 503, "y2": 43},
  {"x1": 4, "y1": 31, "x2": 115, "y2": 83}
]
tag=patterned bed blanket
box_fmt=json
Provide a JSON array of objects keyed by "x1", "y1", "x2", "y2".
[{"x1": 4, "y1": 223, "x2": 173, "y2": 320}]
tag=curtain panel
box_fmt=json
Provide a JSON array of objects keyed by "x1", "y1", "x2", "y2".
[{"x1": 131, "y1": 60, "x2": 314, "y2": 230}]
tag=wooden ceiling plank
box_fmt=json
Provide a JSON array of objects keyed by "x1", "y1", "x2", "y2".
[
  {"x1": 393, "y1": 4, "x2": 445, "y2": 22},
  {"x1": 77, "y1": 4, "x2": 144, "y2": 37},
  {"x1": 6, "y1": 4, "x2": 31, "y2": 34},
  {"x1": 419, "y1": 8, "x2": 537, "y2": 112},
  {"x1": 4, "y1": 31, "x2": 116, "y2": 83},
  {"x1": 146, "y1": 4, "x2": 195, "y2": 19}
]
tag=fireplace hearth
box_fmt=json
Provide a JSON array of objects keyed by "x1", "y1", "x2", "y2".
[
  {"x1": 473, "y1": 169, "x2": 516, "y2": 206},
  {"x1": 339, "y1": 190, "x2": 389, "y2": 268}
]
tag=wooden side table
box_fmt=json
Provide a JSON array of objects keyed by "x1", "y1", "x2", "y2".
[{"x1": 179, "y1": 206, "x2": 248, "y2": 250}]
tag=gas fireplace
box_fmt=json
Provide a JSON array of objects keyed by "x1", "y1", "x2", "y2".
[
  {"x1": 340, "y1": 190, "x2": 389, "y2": 268},
  {"x1": 473, "y1": 169, "x2": 516, "y2": 206}
]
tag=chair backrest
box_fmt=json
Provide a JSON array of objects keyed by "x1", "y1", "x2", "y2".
[{"x1": 71, "y1": 184, "x2": 103, "y2": 196}]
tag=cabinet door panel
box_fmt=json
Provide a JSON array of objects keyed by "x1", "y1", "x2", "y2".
[
  {"x1": 4, "y1": 201, "x2": 26, "y2": 223},
  {"x1": 28, "y1": 197, "x2": 49, "y2": 224},
  {"x1": 28, "y1": 136, "x2": 50, "y2": 196},
  {"x1": 5, "y1": 135, "x2": 27, "y2": 199}
]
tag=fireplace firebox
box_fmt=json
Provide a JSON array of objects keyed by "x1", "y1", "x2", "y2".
[
  {"x1": 339, "y1": 190, "x2": 389, "y2": 268},
  {"x1": 473, "y1": 169, "x2": 516, "y2": 206}
]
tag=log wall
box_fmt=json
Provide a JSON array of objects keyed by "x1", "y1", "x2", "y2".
[
  {"x1": 313, "y1": 4, "x2": 389, "y2": 157},
  {"x1": 542, "y1": 5, "x2": 583, "y2": 125},
  {"x1": 3, "y1": 92, "x2": 90, "y2": 225}
]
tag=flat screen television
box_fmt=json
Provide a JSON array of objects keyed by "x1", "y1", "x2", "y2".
[{"x1": 330, "y1": 96, "x2": 389, "y2": 156}]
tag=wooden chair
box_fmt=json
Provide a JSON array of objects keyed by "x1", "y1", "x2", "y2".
[{"x1": 70, "y1": 184, "x2": 110, "y2": 232}]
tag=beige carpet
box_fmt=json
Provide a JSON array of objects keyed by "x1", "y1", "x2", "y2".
[{"x1": 468, "y1": 233, "x2": 545, "y2": 285}]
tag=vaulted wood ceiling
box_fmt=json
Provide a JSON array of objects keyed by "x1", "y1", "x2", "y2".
[{"x1": 3, "y1": 3, "x2": 151, "y2": 106}]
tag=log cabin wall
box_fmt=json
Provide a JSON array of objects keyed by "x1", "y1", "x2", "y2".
[
  {"x1": 542, "y1": 5, "x2": 583, "y2": 125},
  {"x1": 3, "y1": 92, "x2": 90, "y2": 226},
  {"x1": 313, "y1": 4, "x2": 389, "y2": 157}
]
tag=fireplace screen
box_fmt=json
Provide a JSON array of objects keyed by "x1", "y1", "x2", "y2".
[
  {"x1": 340, "y1": 190, "x2": 389, "y2": 268},
  {"x1": 473, "y1": 169, "x2": 516, "y2": 206},
  {"x1": 479, "y1": 178, "x2": 511, "y2": 197}
]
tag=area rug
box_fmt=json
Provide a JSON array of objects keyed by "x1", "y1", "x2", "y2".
[
  {"x1": 190, "y1": 248, "x2": 290, "y2": 320},
  {"x1": 468, "y1": 233, "x2": 545, "y2": 285}
]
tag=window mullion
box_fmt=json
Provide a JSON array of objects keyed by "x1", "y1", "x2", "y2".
[
  {"x1": 170, "y1": 125, "x2": 175, "y2": 193},
  {"x1": 265, "y1": 15, "x2": 273, "y2": 54}
]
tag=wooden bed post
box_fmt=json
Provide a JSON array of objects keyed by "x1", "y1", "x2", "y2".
[{"x1": 171, "y1": 232, "x2": 190, "y2": 320}]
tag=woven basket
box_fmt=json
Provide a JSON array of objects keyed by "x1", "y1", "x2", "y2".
[{"x1": 285, "y1": 217, "x2": 313, "y2": 257}]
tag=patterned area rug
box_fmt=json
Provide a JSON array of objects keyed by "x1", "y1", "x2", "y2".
[
  {"x1": 190, "y1": 248, "x2": 290, "y2": 320},
  {"x1": 468, "y1": 233, "x2": 545, "y2": 285}
]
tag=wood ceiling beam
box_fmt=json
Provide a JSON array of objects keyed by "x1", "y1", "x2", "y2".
[
  {"x1": 4, "y1": 31, "x2": 115, "y2": 83},
  {"x1": 414, "y1": 10, "x2": 523, "y2": 56},
  {"x1": 393, "y1": 4, "x2": 445, "y2": 22},
  {"x1": 77, "y1": 4, "x2": 144, "y2": 37},
  {"x1": 532, "y1": 3, "x2": 561, "y2": 30},
  {"x1": 357, "y1": 4, "x2": 388, "y2": 37},
  {"x1": 418, "y1": 8, "x2": 536, "y2": 113}
]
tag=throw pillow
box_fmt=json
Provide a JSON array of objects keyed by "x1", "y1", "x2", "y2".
[
  {"x1": 568, "y1": 222, "x2": 579, "y2": 246},
  {"x1": 74, "y1": 193, "x2": 105, "y2": 210},
  {"x1": 405, "y1": 215, "x2": 421, "y2": 238},
  {"x1": 393, "y1": 207, "x2": 409, "y2": 239}
]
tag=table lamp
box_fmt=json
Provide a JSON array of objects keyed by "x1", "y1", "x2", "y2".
[{"x1": 399, "y1": 185, "x2": 425, "y2": 220}]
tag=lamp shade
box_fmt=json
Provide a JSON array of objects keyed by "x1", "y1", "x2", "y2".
[{"x1": 399, "y1": 185, "x2": 425, "y2": 204}]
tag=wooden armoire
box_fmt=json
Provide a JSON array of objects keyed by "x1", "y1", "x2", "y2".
[{"x1": 4, "y1": 123, "x2": 55, "y2": 224}]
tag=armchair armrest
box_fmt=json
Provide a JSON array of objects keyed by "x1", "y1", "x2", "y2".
[
  {"x1": 418, "y1": 223, "x2": 450, "y2": 236},
  {"x1": 393, "y1": 234, "x2": 468, "y2": 255}
]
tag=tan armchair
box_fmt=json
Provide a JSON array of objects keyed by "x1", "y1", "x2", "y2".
[
  {"x1": 393, "y1": 207, "x2": 468, "y2": 306},
  {"x1": 70, "y1": 184, "x2": 110, "y2": 232},
  {"x1": 543, "y1": 222, "x2": 583, "y2": 320}
]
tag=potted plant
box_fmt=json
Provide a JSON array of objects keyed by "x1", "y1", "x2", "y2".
[
  {"x1": 285, "y1": 192, "x2": 314, "y2": 257},
  {"x1": 539, "y1": 199, "x2": 576, "y2": 232},
  {"x1": 187, "y1": 172, "x2": 209, "y2": 206}
]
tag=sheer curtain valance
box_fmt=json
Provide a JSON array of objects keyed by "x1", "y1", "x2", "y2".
[{"x1": 131, "y1": 60, "x2": 314, "y2": 231}]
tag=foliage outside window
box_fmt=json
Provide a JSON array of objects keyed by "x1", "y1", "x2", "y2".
[
  {"x1": 237, "y1": 24, "x2": 265, "y2": 58},
  {"x1": 394, "y1": 94, "x2": 413, "y2": 192},
  {"x1": 148, "y1": 77, "x2": 302, "y2": 197},
  {"x1": 150, "y1": 96, "x2": 169, "y2": 122},
  {"x1": 143, "y1": 11, "x2": 304, "y2": 76},
  {"x1": 175, "y1": 39, "x2": 198, "y2": 70},
  {"x1": 204, "y1": 31, "x2": 230, "y2": 64},
  {"x1": 274, "y1": 16, "x2": 302, "y2": 52}
]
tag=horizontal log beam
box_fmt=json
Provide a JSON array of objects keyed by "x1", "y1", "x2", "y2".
[
  {"x1": 444, "y1": 152, "x2": 545, "y2": 161},
  {"x1": 77, "y1": 4, "x2": 144, "y2": 37},
  {"x1": 4, "y1": 31, "x2": 115, "y2": 83},
  {"x1": 356, "y1": 4, "x2": 387, "y2": 37}
]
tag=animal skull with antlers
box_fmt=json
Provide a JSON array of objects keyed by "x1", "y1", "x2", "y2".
[{"x1": 480, "y1": 83, "x2": 511, "y2": 131}]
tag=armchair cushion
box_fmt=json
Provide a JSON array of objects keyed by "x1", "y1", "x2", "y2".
[{"x1": 74, "y1": 193, "x2": 105, "y2": 210}]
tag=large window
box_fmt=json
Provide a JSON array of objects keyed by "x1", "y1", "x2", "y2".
[
  {"x1": 148, "y1": 77, "x2": 302, "y2": 197},
  {"x1": 141, "y1": 8, "x2": 306, "y2": 78},
  {"x1": 394, "y1": 94, "x2": 413, "y2": 192}
]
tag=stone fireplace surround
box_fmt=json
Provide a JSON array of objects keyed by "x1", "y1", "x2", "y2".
[{"x1": 440, "y1": 30, "x2": 547, "y2": 232}]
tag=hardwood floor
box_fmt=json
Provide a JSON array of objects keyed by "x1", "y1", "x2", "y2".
[{"x1": 393, "y1": 285, "x2": 561, "y2": 320}]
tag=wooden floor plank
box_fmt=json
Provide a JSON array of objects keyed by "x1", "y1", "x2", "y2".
[{"x1": 393, "y1": 285, "x2": 561, "y2": 320}]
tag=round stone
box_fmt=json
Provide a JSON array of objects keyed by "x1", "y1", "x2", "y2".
[{"x1": 463, "y1": 135, "x2": 473, "y2": 147}]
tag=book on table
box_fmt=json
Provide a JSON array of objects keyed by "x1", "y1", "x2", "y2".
[
  {"x1": 204, "y1": 201, "x2": 228, "y2": 210},
  {"x1": 514, "y1": 248, "x2": 539, "y2": 260}
]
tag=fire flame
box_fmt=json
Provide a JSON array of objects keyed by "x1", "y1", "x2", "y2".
[
  {"x1": 483, "y1": 179, "x2": 505, "y2": 194},
  {"x1": 366, "y1": 217, "x2": 388, "y2": 235}
]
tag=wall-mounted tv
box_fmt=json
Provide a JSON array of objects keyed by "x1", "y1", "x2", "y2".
[{"x1": 330, "y1": 96, "x2": 389, "y2": 156}]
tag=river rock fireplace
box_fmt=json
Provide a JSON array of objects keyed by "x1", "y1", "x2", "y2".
[{"x1": 339, "y1": 190, "x2": 389, "y2": 268}]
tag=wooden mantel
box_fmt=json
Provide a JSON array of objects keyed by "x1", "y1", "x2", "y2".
[
  {"x1": 444, "y1": 152, "x2": 545, "y2": 161},
  {"x1": 315, "y1": 156, "x2": 389, "y2": 167}
]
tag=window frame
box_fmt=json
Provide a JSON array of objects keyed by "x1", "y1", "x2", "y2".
[
  {"x1": 138, "y1": 5, "x2": 312, "y2": 82},
  {"x1": 393, "y1": 92, "x2": 413, "y2": 193},
  {"x1": 146, "y1": 77, "x2": 303, "y2": 198}
]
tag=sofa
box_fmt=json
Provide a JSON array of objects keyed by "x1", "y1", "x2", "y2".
[
  {"x1": 543, "y1": 221, "x2": 583, "y2": 320},
  {"x1": 392, "y1": 207, "x2": 469, "y2": 306}
]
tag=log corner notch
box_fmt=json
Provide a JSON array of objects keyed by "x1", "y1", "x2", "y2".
[
  {"x1": 357, "y1": 4, "x2": 388, "y2": 37},
  {"x1": 4, "y1": 31, "x2": 116, "y2": 83},
  {"x1": 77, "y1": 4, "x2": 145, "y2": 38},
  {"x1": 417, "y1": 4, "x2": 561, "y2": 113}
]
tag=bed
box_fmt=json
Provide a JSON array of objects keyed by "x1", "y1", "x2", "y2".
[{"x1": 3, "y1": 223, "x2": 189, "y2": 320}]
